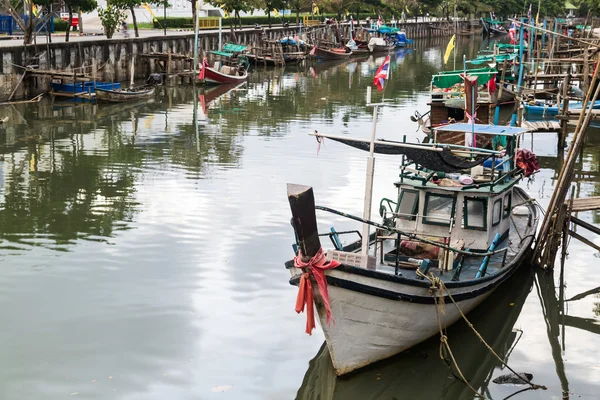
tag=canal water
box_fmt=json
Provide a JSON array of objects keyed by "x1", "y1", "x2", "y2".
[{"x1": 0, "y1": 36, "x2": 599, "y2": 400}]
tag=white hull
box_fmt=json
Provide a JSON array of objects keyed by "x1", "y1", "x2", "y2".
[{"x1": 290, "y1": 267, "x2": 494, "y2": 375}]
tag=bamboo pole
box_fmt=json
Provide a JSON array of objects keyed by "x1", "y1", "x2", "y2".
[{"x1": 533, "y1": 54, "x2": 600, "y2": 268}]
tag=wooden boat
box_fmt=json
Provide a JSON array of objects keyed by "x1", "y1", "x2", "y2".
[
  {"x1": 296, "y1": 264, "x2": 535, "y2": 399},
  {"x1": 284, "y1": 123, "x2": 539, "y2": 376},
  {"x1": 199, "y1": 44, "x2": 250, "y2": 85},
  {"x1": 51, "y1": 81, "x2": 120, "y2": 94},
  {"x1": 524, "y1": 99, "x2": 600, "y2": 116},
  {"x1": 95, "y1": 86, "x2": 155, "y2": 103},
  {"x1": 314, "y1": 46, "x2": 352, "y2": 60}
]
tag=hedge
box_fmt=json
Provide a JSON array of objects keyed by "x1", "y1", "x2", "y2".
[
  {"x1": 54, "y1": 18, "x2": 69, "y2": 31},
  {"x1": 152, "y1": 13, "x2": 380, "y2": 29}
]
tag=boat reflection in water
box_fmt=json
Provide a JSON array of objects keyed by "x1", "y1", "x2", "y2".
[{"x1": 296, "y1": 266, "x2": 535, "y2": 400}]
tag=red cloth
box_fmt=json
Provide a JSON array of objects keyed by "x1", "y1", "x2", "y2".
[
  {"x1": 488, "y1": 76, "x2": 497, "y2": 94},
  {"x1": 373, "y1": 55, "x2": 390, "y2": 91},
  {"x1": 294, "y1": 247, "x2": 340, "y2": 335},
  {"x1": 516, "y1": 149, "x2": 540, "y2": 177},
  {"x1": 198, "y1": 57, "x2": 210, "y2": 81}
]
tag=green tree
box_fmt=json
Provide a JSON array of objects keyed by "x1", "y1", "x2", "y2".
[
  {"x1": 64, "y1": 0, "x2": 98, "y2": 42},
  {"x1": 264, "y1": 0, "x2": 286, "y2": 27},
  {"x1": 98, "y1": 4, "x2": 125, "y2": 39},
  {"x1": 111, "y1": 0, "x2": 166, "y2": 38},
  {"x1": 209, "y1": 0, "x2": 262, "y2": 29}
]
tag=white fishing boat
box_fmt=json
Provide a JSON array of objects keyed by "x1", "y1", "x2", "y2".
[{"x1": 285, "y1": 122, "x2": 540, "y2": 376}]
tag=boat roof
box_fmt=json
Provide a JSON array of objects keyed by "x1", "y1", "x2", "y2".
[
  {"x1": 435, "y1": 123, "x2": 532, "y2": 136},
  {"x1": 468, "y1": 53, "x2": 517, "y2": 65},
  {"x1": 210, "y1": 50, "x2": 236, "y2": 57},
  {"x1": 395, "y1": 174, "x2": 519, "y2": 195},
  {"x1": 432, "y1": 68, "x2": 497, "y2": 88}
]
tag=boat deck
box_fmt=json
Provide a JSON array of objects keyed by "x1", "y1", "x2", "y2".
[{"x1": 339, "y1": 189, "x2": 536, "y2": 283}]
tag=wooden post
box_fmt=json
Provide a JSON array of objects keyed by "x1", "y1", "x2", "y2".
[
  {"x1": 130, "y1": 55, "x2": 135, "y2": 89},
  {"x1": 559, "y1": 73, "x2": 571, "y2": 148},
  {"x1": 583, "y1": 45, "x2": 589, "y2": 94},
  {"x1": 287, "y1": 184, "x2": 322, "y2": 261}
]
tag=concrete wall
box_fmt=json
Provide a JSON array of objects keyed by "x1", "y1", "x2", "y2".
[{"x1": 0, "y1": 21, "x2": 470, "y2": 102}]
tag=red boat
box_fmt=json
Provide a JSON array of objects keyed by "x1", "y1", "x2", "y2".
[
  {"x1": 199, "y1": 62, "x2": 248, "y2": 85},
  {"x1": 199, "y1": 44, "x2": 250, "y2": 85}
]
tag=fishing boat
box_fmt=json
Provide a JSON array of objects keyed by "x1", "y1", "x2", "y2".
[
  {"x1": 314, "y1": 45, "x2": 353, "y2": 60},
  {"x1": 367, "y1": 37, "x2": 395, "y2": 53},
  {"x1": 285, "y1": 123, "x2": 539, "y2": 376},
  {"x1": 51, "y1": 81, "x2": 120, "y2": 94},
  {"x1": 524, "y1": 99, "x2": 600, "y2": 116},
  {"x1": 95, "y1": 86, "x2": 155, "y2": 103},
  {"x1": 199, "y1": 44, "x2": 249, "y2": 85},
  {"x1": 414, "y1": 67, "x2": 514, "y2": 133}
]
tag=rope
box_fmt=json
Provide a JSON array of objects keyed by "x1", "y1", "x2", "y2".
[
  {"x1": 416, "y1": 270, "x2": 548, "y2": 394},
  {"x1": 416, "y1": 269, "x2": 488, "y2": 399}
]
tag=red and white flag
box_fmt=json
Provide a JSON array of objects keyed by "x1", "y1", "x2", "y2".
[
  {"x1": 373, "y1": 55, "x2": 390, "y2": 91},
  {"x1": 310, "y1": 45, "x2": 317, "y2": 56}
]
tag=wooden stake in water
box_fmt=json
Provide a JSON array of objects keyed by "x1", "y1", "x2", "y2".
[
  {"x1": 361, "y1": 86, "x2": 378, "y2": 258},
  {"x1": 129, "y1": 55, "x2": 135, "y2": 89}
]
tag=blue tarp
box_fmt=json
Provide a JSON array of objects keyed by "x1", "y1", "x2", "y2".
[{"x1": 435, "y1": 123, "x2": 531, "y2": 136}]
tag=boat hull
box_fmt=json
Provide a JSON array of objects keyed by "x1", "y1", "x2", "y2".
[
  {"x1": 524, "y1": 99, "x2": 600, "y2": 116},
  {"x1": 309, "y1": 278, "x2": 491, "y2": 375},
  {"x1": 95, "y1": 87, "x2": 155, "y2": 103},
  {"x1": 202, "y1": 66, "x2": 248, "y2": 85},
  {"x1": 51, "y1": 81, "x2": 120, "y2": 94},
  {"x1": 315, "y1": 47, "x2": 352, "y2": 60}
]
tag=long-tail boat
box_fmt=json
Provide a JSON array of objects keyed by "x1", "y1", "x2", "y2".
[{"x1": 285, "y1": 122, "x2": 539, "y2": 376}]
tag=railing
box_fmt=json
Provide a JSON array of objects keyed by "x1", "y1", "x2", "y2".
[
  {"x1": 0, "y1": 14, "x2": 54, "y2": 35},
  {"x1": 197, "y1": 18, "x2": 220, "y2": 29}
]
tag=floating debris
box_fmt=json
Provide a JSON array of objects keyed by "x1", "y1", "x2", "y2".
[{"x1": 493, "y1": 373, "x2": 533, "y2": 385}]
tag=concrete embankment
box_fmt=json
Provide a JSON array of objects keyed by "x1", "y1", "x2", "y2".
[{"x1": 0, "y1": 21, "x2": 470, "y2": 102}]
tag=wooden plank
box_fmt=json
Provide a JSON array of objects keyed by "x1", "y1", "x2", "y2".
[
  {"x1": 567, "y1": 196, "x2": 600, "y2": 212},
  {"x1": 570, "y1": 216, "x2": 600, "y2": 236},
  {"x1": 287, "y1": 184, "x2": 322, "y2": 259},
  {"x1": 569, "y1": 230, "x2": 600, "y2": 252}
]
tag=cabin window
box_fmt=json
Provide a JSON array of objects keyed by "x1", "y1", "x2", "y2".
[
  {"x1": 423, "y1": 193, "x2": 455, "y2": 226},
  {"x1": 397, "y1": 189, "x2": 419, "y2": 220},
  {"x1": 492, "y1": 199, "x2": 502, "y2": 226},
  {"x1": 464, "y1": 197, "x2": 487, "y2": 230},
  {"x1": 503, "y1": 192, "x2": 512, "y2": 219}
]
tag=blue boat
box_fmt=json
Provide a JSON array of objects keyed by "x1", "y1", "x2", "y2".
[
  {"x1": 524, "y1": 99, "x2": 600, "y2": 116},
  {"x1": 51, "y1": 81, "x2": 121, "y2": 94}
]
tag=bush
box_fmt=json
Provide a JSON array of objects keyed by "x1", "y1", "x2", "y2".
[
  {"x1": 151, "y1": 13, "x2": 381, "y2": 29},
  {"x1": 54, "y1": 18, "x2": 69, "y2": 32}
]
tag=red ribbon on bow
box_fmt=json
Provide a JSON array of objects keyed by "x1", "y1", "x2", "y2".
[{"x1": 294, "y1": 247, "x2": 340, "y2": 335}]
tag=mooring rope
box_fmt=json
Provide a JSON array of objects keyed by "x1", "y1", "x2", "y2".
[{"x1": 416, "y1": 269, "x2": 548, "y2": 395}]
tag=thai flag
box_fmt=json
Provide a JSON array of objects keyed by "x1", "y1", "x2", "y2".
[
  {"x1": 527, "y1": 4, "x2": 532, "y2": 21},
  {"x1": 373, "y1": 55, "x2": 390, "y2": 91}
]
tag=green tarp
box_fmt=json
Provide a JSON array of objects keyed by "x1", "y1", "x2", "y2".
[
  {"x1": 468, "y1": 53, "x2": 518, "y2": 65},
  {"x1": 210, "y1": 51, "x2": 235, "y2": 57},
  {"x1": 222, "y1": 43, "x2": 248, "y2": 53},
  {"x1": 432, "y1": 68, "x2": 498, "y2": 88},
  {"x1": 497, "y1": 44, "x2": 520, "y2": 50}
]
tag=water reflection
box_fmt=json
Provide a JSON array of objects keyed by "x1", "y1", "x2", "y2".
[{"x1": 0, "y1": 36, "x2": 597, "y2": 400}]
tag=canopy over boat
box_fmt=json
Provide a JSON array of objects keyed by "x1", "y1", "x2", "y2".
[
  {"x1": 468, "y1": 53, "x2": 517, "y2": 65},
  {"x1": 435, "y1": 123, "x2": 530, "y2": 136},
  {"x1": 432, "y1": 67, "x2": 497, "y2": 88}
]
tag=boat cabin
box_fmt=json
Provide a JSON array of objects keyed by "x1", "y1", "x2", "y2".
[
  {"x1": 208, "y1": 43, "x2": 249, "y2": 74},
  {"x1": 379, "y1": 123, "x2": 531, "y2": 262},
  {"x1": 429, "y1": 68, "x2": 498, "y2": 127}
]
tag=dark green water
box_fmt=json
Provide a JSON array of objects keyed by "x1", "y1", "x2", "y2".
[{"x1": 0, "y1": 37, "x2": 599, "y2": 400}]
